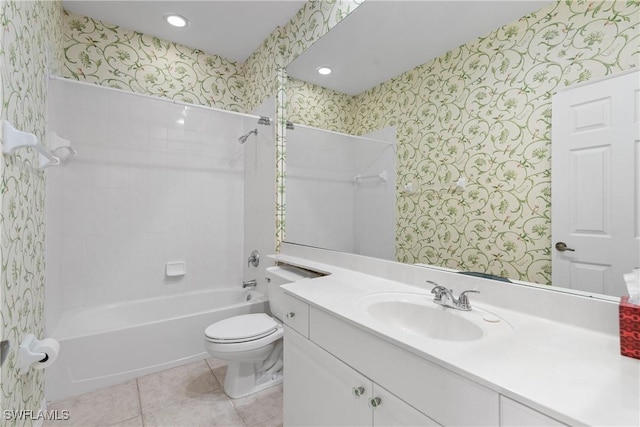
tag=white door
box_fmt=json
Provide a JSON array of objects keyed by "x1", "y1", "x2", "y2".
[{"x1": 552, "y1": 70, "x2": 640, "y2": 296}]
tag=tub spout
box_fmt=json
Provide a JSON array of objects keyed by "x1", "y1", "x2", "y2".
[{"x1": 242, "y1": 279, "x2": 257, "y2": 288}]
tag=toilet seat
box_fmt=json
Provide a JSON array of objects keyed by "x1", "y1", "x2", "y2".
[{"x1": 205, "y1": 313, "x2": 279, "y2": 344}]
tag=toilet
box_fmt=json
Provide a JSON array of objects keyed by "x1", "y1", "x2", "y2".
[{"x1": 204, "y1": 265, "x2": 319, "y2": 398}]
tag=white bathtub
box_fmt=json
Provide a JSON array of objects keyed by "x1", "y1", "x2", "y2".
[{"x1": 46, "y1": 288, "x2": 267, "y2": 402}]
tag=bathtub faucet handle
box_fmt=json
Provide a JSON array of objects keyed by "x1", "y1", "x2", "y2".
[
  {"x1": 242, "y1": 279, "x2": 257, "y2": 289},
  {"x1": 248, "y1": 250, "x2": 260, "y2": 268}
]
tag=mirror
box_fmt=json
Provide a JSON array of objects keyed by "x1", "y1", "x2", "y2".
[
  {"x1": 283, "y1": 0, "x2": 639, "y2": 299},
  {"x1": 286, "y1": 124, "x2": 397, "y2": 260}
]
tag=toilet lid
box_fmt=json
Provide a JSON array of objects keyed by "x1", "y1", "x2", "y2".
[{"x1": 205, "y1": 313, "x2": 278, "y2": 342}]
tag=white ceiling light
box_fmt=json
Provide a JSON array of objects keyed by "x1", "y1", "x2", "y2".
[
  {"x1": 164, "y1": 13, "x2": 188, "y2": 28},
  {"x1": 317, "y1": 66, "x2": 332, "y2": 75}
]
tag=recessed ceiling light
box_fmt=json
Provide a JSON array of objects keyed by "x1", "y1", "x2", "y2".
[
  {"x1": 164, "y1": 13, "x2": 188, "y2": 28},
  {"x1": 317, "y1": 66, "x2": 332, "y2": 75}
]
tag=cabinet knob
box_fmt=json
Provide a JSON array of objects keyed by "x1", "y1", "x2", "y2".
[
  {"x1": 352, "y1": 386, "x2": 365, "y2": 397},
  {"x1": 369, "y1": 397, "x2": 382, "y2": 409},
  {"x1": 286, "y1": 312, "x2": 295, "y2": 319}
]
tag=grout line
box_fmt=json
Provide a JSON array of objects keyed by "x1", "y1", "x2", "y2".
[{"x1": 135, "y1": 379, "x2": 145, "y2": 427}]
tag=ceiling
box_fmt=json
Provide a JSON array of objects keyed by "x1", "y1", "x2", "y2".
[
  {"x1": 62, "y1": 1, "x2": 307, "y2": 63},
  {"x1": 287, "y1": 0, "x2": 553, "y2": 95}
]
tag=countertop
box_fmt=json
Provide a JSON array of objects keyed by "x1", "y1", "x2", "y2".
[{"x1": 275, "y1": 254, "x2": 640, "y2": 427}]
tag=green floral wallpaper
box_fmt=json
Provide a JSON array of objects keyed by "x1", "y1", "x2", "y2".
[
  {"x1": 63, "y1": 11, "x2": 245, "y2": 111},
  {"x1": 287, "y1": 0, "x2": 639, "y2": 284},
  {"x1": 286, "y1": 78, "x2": 355, "y2": 132},
  {"x1": 1, "y1": 0, "x2": 64, "y2": 422}
]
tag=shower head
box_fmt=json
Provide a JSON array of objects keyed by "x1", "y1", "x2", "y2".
[{"x1": 238, "y1": 128, "x2": 258, "y2": 144}]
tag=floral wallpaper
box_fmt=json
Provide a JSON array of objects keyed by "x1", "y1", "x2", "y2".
[
  {"x1": 287, "y1": 0, "x2": 639, "y2": 284},
  {"x1": 62, "y1": 11, "x2": 245, "y2": 111},
  {"x1": 1, "y1": 0, "x2": 64, "y2": 423},
  {"x1": 286, "y1": 78, "x2": 355, "y2": 132}
]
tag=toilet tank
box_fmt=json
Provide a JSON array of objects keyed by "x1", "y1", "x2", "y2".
[{"x1": 266, "y1": 265, "x2": 320, "y2": 321}]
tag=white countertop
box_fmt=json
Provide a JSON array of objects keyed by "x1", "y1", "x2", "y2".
[{"x1": 275, "y1": 254, "x2": 640, "y2": 427}]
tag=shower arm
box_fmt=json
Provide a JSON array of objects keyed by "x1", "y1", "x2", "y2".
[{"x1": 238, "y1": 128, "x2": 258, "y2": 144}]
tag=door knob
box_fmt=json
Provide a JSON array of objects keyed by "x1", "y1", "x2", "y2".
[{"x1": 555, "y1": 242, "x2": 575, "y2": 252}]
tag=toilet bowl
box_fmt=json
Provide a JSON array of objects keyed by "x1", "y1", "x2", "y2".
[{"x1": 204, "y1": 265, "x2": 319, "y2": 398}]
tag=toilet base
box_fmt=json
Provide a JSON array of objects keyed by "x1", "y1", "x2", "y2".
[{"x1": 223, "y1": 360, "x2": 283, "y2": 398}]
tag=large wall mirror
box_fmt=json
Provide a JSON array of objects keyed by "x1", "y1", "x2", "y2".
[{"x1": 283, "y1": 0, "x2": 640, "y2": 300}]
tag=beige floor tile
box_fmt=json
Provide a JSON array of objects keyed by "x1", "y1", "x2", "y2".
[
  {"x1": 248, "y1": 418, "x2": 283, "y2": 427},
  {"x1": 138, "y1": 360, "x2": 225, "y2": 412},
  {"x1": 232, "y1": 384, "x2": 283, "y2": 427},
  {"x1": 45, "y1": 380, "x2": 140, "y2": 427},
  {"x1": 142, "y1": 395, "x2": 244, "y2": 427},
  {"x1": 212, "y1": 365, "x2": 227, "y2": 388},
  {"x1": 108, "y1": 416, "x2": 143, "y2": 426},
  {"x1": 205, "y1": 357, "x2": 227, "y2": 371}
]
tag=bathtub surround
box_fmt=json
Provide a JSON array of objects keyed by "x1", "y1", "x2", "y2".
[
  {"x1": 0, "y1": 0, "x2": 64, "y2": 422},
  {"x1": 285, "y1": 1, "x2": 640, "y2": 285},
  {"x1": 45, "y1": 78, "x2": 255, "y2": 324}
]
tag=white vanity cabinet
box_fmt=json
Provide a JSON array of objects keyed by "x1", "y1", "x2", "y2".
[
  {"x1": 282, "y1": 292, "x2": 568, "y2": 426},
  {"x1": 284, "y1": 325, "x2": 439, "y2": 426}
]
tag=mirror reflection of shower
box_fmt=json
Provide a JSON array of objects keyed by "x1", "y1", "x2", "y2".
[{"x1": 238, "y1": 128, "x2": 258, "y2": 144}]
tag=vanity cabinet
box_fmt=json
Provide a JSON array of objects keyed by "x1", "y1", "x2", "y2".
[
  {"x1": 282, "y1": 293, "x2": 566, "y2": 426},
  {"x1": 284, "y1": 325, "x2": 438, "y2": 426}
]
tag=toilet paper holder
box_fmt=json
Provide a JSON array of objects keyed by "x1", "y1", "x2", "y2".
[{"x1": 17, "y1": 334, "x2": 58, "y2": 375}]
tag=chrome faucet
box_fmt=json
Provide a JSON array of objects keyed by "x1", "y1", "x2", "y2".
[
  {"x1": 242, "y1": 279, "x2": 257, "y2": 288},
  {"x1": 427, "y1": 281, "x2": 479, "y2": 311}
]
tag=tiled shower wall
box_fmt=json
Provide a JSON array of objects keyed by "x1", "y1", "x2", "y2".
[{"x1": 45, "y1": 78, "x2": 256, "y2": 331}]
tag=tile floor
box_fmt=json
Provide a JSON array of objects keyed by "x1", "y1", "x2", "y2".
[{"x1": 45, "y1": 358, "x2": 283, "y2": 427}]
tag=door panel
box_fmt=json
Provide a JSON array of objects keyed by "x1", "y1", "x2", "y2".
[{"x1": 552, "y1": 71, "x2": 640, "y2": 296}]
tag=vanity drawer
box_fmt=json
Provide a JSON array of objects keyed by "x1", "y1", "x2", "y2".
[{"x1": 283, "y1": 294, "x2": 310, "y2": 338}]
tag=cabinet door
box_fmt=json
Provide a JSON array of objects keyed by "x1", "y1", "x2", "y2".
[
  {"x1": 284, "y1": 326, "x2": 371, "y2": 426},
  {"x1": 372, "y1": 384, "x2": 440, "y2": 427}
]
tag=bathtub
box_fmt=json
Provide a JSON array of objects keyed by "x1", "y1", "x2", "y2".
[{"x1": 46, "y1": 288, "x2": 267, "y2": 402}]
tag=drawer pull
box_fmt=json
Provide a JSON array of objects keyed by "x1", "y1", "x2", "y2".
[
  {"x1": 286, "y1": 312, "x2": 295, "y2": 319},
  {"x1": 352, "y1": 386, "x2": 365, "y2": 397},
  {"x1": 369, "y1": 397, "x2": 382, "y2": 408}
]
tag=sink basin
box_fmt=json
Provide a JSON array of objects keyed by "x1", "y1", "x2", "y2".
[{"x1": 356, "y1": 292, "x2": 511, "y2": 342}]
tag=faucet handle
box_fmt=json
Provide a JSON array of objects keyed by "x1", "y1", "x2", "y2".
[
  {"x1": 426, "y1": 281, "x2": 448, "y2": 302},
  {"x1": 456, "y1": 290, "x2": 480, "y2": 310}
]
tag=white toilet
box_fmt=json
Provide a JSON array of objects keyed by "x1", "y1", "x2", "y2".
[{"x1": 204, "y1": 265, "x2": 318, "y2": 398}]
